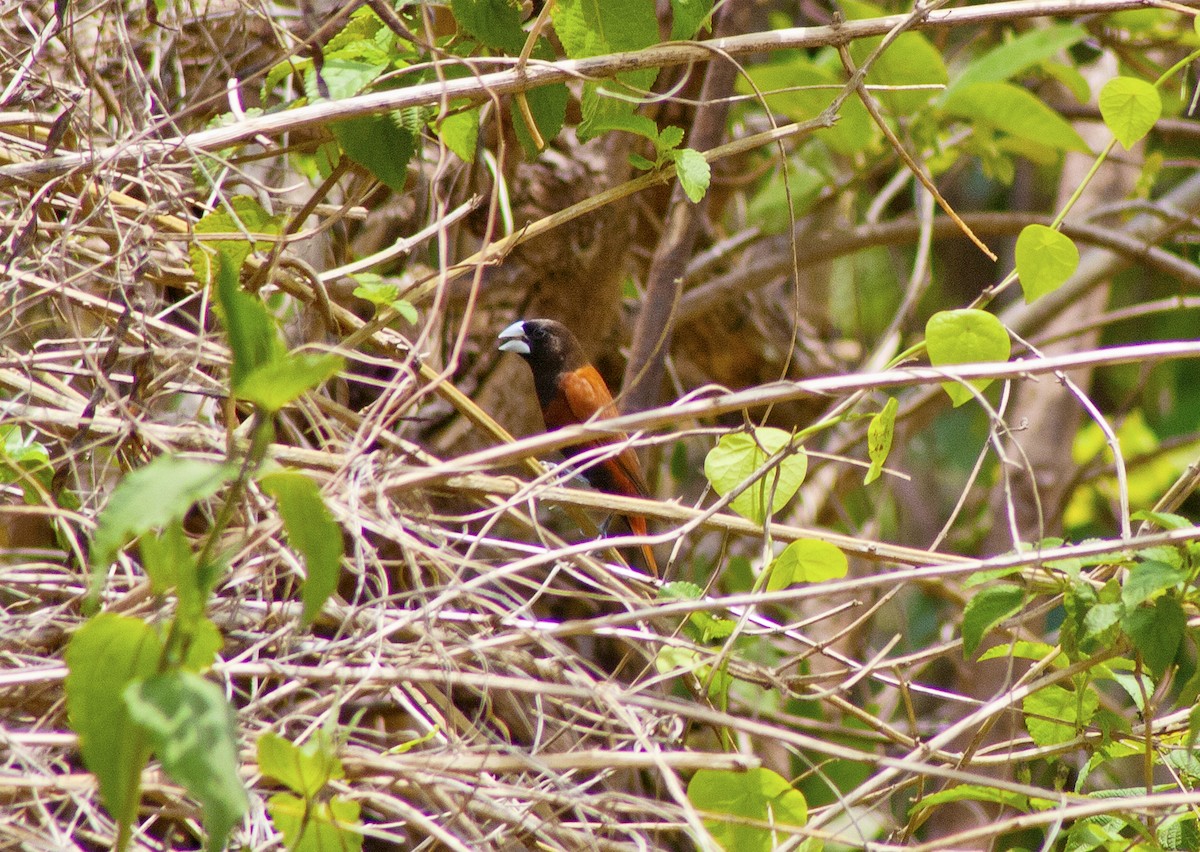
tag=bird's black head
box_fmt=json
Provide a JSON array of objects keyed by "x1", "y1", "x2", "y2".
[{"x1": 498, "y1": 319, "x2": 586, "y2": 406}]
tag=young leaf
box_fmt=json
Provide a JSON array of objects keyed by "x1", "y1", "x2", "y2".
[
  {"x1": 688, "y1": 767, "x2": 808, "y2": 851},
  {"x1": 65, "y1": 614, "x2": 162, "y2": 830},
  {"x1": 865, "y1": 396, "x2": 898, "y2": 485},
  {"x1": 257, "y1": 730, "x2": 344, "y2": 798},
  {"x1": 215, "y1": 251, "x2": 282, "y2": 390},
  {"x1": 926, "y1": 309, "x2": 1011, "y2": 407},
  {"x1": 236, "y1": 352, "x2": 344, "y2": 413},
  {"x1": 189, "y1": 196, "x2": 283, "y2": 286},
  {"x1": 961, "y1": 584, "x2": 1024, "y2": 657},
  {"x1": 260, "y1": 470, "x2": 345, "y2": 625},
  {"x1": 767, "y1": 539, "x2": 849, "y2": 590},
  {"x1": 1099, "y1": 76, "x2": 1162, "y2": 150},
  {"x1": 1015, "y1": 224, "x2": 1079, "y2": 303},
  {"x1": 704, "y1": 428, "x2": 807, "y2": 525},
  {"x1": 672, "y1": 147, "x2": 710, "y2": 203},
  {"x1": 1121, "y1": 560, "x2": 1185, "y2": 610},
  {"x1": 125, "y1": 672, "x2": 249, "y2": 852}
]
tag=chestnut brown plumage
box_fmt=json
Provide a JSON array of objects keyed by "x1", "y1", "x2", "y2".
[{"x1": 498, "y1": 319, "x2": 658, "y2": 577}]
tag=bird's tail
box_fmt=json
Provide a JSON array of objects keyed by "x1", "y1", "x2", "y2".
[{"x1": 625, "y1": 513, "x2": 658, "y2": 578}]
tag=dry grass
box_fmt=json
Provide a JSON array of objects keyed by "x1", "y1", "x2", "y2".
[{"x1": 6, "y1": 0, "x2": 1200, "y2": 849}]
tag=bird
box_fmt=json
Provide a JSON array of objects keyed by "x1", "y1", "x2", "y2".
[{"x1": 498, "y1": 319, "x2": 658, "y2": 577}]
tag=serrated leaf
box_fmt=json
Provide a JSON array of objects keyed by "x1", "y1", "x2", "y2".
[
  {"x1": 260, "y1": 471, "x2": 344, "y2": 625},
  {"x1": 926, "y1": 309, "x2": 1011, "y2": 407},
  {"x1": 1099, "y1": 76, "x2": 1162, "y2": 149},
  {"x1": 125, "y1": 672, "x2": 248, "y2": 852},
  {"x1": 450, "y1": 0, "x2": 525, "y2": 53},
  {"x1": 767, "y1": 539, "x2": 848, "y2": 590},
  {"x1": 865, "y1": 396, "x2": 898, "y2": 485},
  {"x1": 1015, "y1": 224, "x2": 1079, "y2": 303},
  {"x1": 943, "y1": 81, "x2": 1090, "y2": 153},
  {"x1": 1122, "y1": 560, "x2": 1185, "y2": 610},
  {"x1": 962, "y1": 584, "x2": 1024, "y2": 658},
  {"x1": 1023, "y1": 683, "x2": 1097, "y2": 747},
  {"x1": 673, "y1": 147, "x2": 710, "y2": 203},
  {"x1": 669, "y1": 0, "x2": 712, "y2": 40},
  {"x1": 332, "y1": 115, "x2": 414, "y2": 192},
  {"x1": 704, "y1": 428, "x2": 807, "y2": 524}
]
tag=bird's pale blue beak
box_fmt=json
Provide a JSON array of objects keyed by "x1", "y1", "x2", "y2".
[{"x1": 498, "y1": 321, "x2": 530, "y2": 355}]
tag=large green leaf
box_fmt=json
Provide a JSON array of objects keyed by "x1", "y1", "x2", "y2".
[
  {"x1": 688, "y1": 767, "x2": 808, "y2": 851},
  {"x1": 65, "y1": 614, "x2": 162, "y2": 829},
  {"x1": 704, "y1": 428, "x2": 808, "y2": 525},
  {"x1": 260, "y1": 470, "x2": 345, "y2": 625},
  {"x1": 943, "y1": 81, "x2": 1090, "y2": 153},
  {"x1": 926, "y1": 309, "x2": 1011, "y2": 407}
]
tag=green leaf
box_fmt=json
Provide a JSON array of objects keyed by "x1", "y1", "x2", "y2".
[
  {"x1": 962, "y1": 584, "x2": 1024, "y2": 658},
  {"x1": 941, "y1": 24, "x2": 1087, "y2": 101},
  {"x1": 656, "y1": 125, "x2": 685, "y2": 153},
  {"x1": 435, "y1": 108, "x2": 479, "y2": 163},
  {"x1": 1123, "y1": 594, "x2": 1185, "y2": 678},
  {"x1": 926, "y1": 309, "x2": 1011, "y2": 407},
  {"x1": 767, "y1": 539, "x2": 848, "y2": 590},
  {"x1": 552, "y1": 0, "x2": 658, "y2": 141},
  {"x1": 189, "y1": 196, "x2": 284, "y2": 286},
  {"x1": 125, "y1": 672, "x2": 248, "y2": 852},
  {"x1": 1015, "y1": 224, "x2": 1079, "y2": 303},
  {"x1": 737, "y1": 57, "x2": 873, "y2": 155},
  {"x1": 669, "y1": 0, "x2": 712, "y2": 40},
  {"x1": 1023, "y1": 683, "x2": 1098, "y2": 747},
  {"x1": 842, "y1": 0, "x2": 947, "y2": 114},
  {"x1": 688, "y1": 767, "x2": 808, "y2": 851},
  {"x1": 1099, "y1": 75, "x2": 1162, "y2": 149},
  {"x1": 910, "y1": 783, "x2": 1043, "y2": 814},
  {"x1": 268, "y1": 792, "x2": 362, "y2": 852},
  {"x1": 215, "y1": 251, "x2": 282, "y2": 390},
  {"x1": 1130, "y1": 509, "x2": 1193, "y2": 531},
  {"x1": 257, "y1": 730, "x2": 344, "y2": 798},
  {"x1": 65, "y1": 614, "x2": 162, "y2": 830},
  {"x1": 1122, "y1": 560, "x2": 1185, "y2": 609},
  {"x1": 655, "y1": 648, "x2": 733, "y2": 699},
  {"x1": 943, "y1": 81, "x2": 1090, "y2": 153},
  {"x1": 673, "y1": 147, "x2": 710, "y2": 203},
  {"x1": 236, "y1": 352, "x2": 344, "y2": 413},
  {"x1": 332, "y1": 115, "x2": 414, "y2": 193},
  {"x1": 0, "y1": 425, "x2": 53, "y2": 503},
  {"x1": 91, "y1": 457, "x2": 237, "y2": 574},
  {"x1": 864, "y1": 396, "x2": 898, "y2": 485},
  {"x1": 704, "y1": 428, "x2": 808, "y2": 524},
  {"x1": 450, "y1": 0, "x2": 526, "y2": 53},
  {"x1": 260, "y1": 471, "x2": 345, "y2": 625},
  {"x1": 306, "y1": 57, "x2": 387, "y2": 102},
  {"x1": 512, "y1": 76, "x2": 569, "y2": 156}
]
